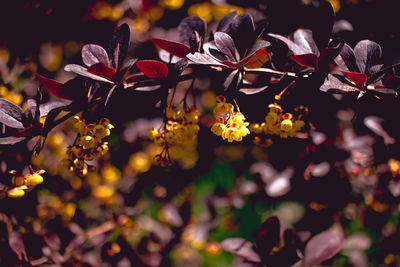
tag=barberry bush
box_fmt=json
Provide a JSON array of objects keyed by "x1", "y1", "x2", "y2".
[{"x1": 1, "y1": 0, "x2": 400, "y2": 266}]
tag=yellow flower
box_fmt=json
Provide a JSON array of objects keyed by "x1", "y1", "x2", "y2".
[
  {"x1": 213, "y1": 102, "x2": 234, "y2": 116},
  {"x1": 8, "y1": 186, "x2": 27, "y2": 198},
  {"x1": 222, "y1": 127, "x2": 243, "y2": 142},
  {"x1": 211, "y1": 122, "x2": 226, "y2": 136},
  {"x1": 265, "y1": 112, "x2": 279, "y2": 125},
  {"x1": 280, "y1": 119, "x2": 293, "y2": 132}
]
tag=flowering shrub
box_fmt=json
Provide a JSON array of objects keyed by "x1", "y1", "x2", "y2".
[{"x1": 1, "y1": 0, "x2": 400, "y2": 266}]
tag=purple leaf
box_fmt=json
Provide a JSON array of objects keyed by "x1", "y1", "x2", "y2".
[
  {"x1": 221, "y1": 238, "x2": 261, "y2": 263},
  {"x1": 246, "y1": 40, "x2": 270, "y2": 59},
  {"x1": 216, "y1": 11, "x2": 237, "y2": 32},
  {"x1": 341, "y1": 70, "x2": 367, "y2": 88},
  {"x1": 239, "y1": 85, "x2": 269, "y2": 95},
  {"x1": 178, "y1": 16, "x2": 206, "y2": 45},
  {"x1": 293, "y1": 29, "x2": 319, "y2": 55},
  {"x1": 290, "y1": 54, "x2": 319, "y2": 69},
  {"x1": 39, "y1": 101, "x2": 68, "y2": 117},
  {"x1": 224, "y1": 69, "x2": 241, "y2": 90},
  {"x1": 214, "y1": 32, "x2": 239, "y2": 61},
  {"x1": 87, "y1": 62, "x2": 117, "y2": 80},
  {"x1": 335, "y1": 43, "x2": 356, "y2": 72},
  {"x1": 136, "y1": 60, "x2": 168, "y2": 78},
  {"x1": 354, "y1": 40, "x2": 382, "y2": 76},
  {"x1": 320, "y1": 74, "x2": 359, "y2": 93},
  {"x1": 37, "y1": 74, "x2": 72, "y2": 100},
  {"x1": 311, "y1": 1, "x2": 335, "y2": 51},
  {"x1": 44, "y1": 231, "x2": 61, "y2": 251},
  {"x1": 8, "y1": 231, "x2": 28, "y2": 262},
  {"x1": 150, "y1": 38, "x2": 191, "y2": 59},
  {"x1": 108, "y1": 23, "x2": 130, "y2": 70},
  {"x1": 364, "y1": 116, "x2": 395, "y2": 145},
  {"x1": 187, "y1": 52, "x2": 226, "y2": 66},
  {"x1": 304, "y1": 230, "x2": 343, "y2": 267},
  {"x1": 229, "y1": 14, "x2": 255, "y2": 57},
  {"x1": 0, "y1": 98, "x2": 24, "y2": 128},
  {"x1": 0, "y1": 136, "x2": 26, "y2": 145},
  {"x1": 268, "y1": 33, "x2": 306, "y2": 55},
  {"x1": 81, "y1": 44, "x2": 110, "y2": 67},
  {"x1": 64, "y1": 64, "x2": 115, "y2": 84}
]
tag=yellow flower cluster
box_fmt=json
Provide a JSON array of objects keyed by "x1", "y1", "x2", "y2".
[
  {"x1": 148, "y1": 103, "x2": 200, "y2": 167},
  {"x1": 7, "y1": 169, "x2": 45, "y2": 198},
  {"x1": 211, "y1": 96, "x2": 250, "y2": 142},
  {"x1": 66, "y1": 116, "x2": 113, "y2": 176},
  {"x1": 0, "y1": 85, "x2": 23, "y2": 106},
  {"x1": 250, "y1": 102, "x2": 305, "y2": 141}
]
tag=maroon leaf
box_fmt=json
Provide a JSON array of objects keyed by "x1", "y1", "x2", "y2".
[
  {"x1": 87, "y1": 62, "x2": 117, "y2": 80},
  {"x1": 37, "y1": 74, "x2": 72, "y2": 100},
  {"x1": 81, "y1": 44, "x2": 110, "y2": 67},
  {"x1": 125, "y1": 74, "x2": 149, "y2": 84},
  {"x1": 290, "y1": 54, "x2": 319, "y2": 69},
  {"x1": 12, "y1": 122, "x2": 42, "y2": 138},
  {"x1": 150, "y1": 38, "x2": 191, "y2": 59},
  {"x1": 136, "y1": 60, "x2": 169, "y2": 78},
  {"x1": 304, "y1": 230, "x2": 343, "y2": 267},
  {"x1": 221, "y1": 238, "x2": 261, "y2": 263},
  {"x1": 341, "y1": 70, "x2": 367, "y2": 88},
  {"x1": 9, "y1": 231, "x2": 28, "y2": 262}
]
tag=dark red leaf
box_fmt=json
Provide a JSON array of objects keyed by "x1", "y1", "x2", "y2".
[
  {"x1": 125, "y1": 74, "x2": 149, "y2": 84},
  {"x1": 136, "y1": 60, "x2": 169, "y2": 78},
  {"x1": 87, "y1": 62, "x2": 117, "y2": 80},
  {"x1": 341, "y1": 70, "x2": 367, "y2": 88},
  {"x1": 150, "y1": 38, "x2": 191, "y2": 59},
  {"x1": 37, "y1": 74, "x2": 72, "y2": 100},
  {"x1": 290, "y1": 54, "x2": 319, "y2": 69},
  {"x1": 12, "y1": 122, "x2": 42, "y2": 138}
]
